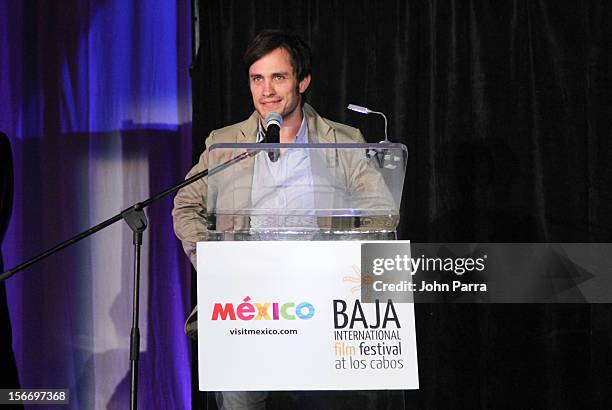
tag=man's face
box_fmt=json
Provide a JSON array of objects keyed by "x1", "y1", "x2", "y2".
[{"x1": 248, "y1": 47, "x2": 311, "y2": 122}]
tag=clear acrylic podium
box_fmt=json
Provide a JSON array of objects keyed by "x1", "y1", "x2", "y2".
[
  {"x1": 202, "y1": 142, "x2": 409, "y2": 409},
  {"x1": 205, "y1": 143, "x2": 407, "y2": 241}
]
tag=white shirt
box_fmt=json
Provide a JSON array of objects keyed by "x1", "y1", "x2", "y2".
[{"x1": 250, "y1": 114, "x2": 316, "y2": 231}]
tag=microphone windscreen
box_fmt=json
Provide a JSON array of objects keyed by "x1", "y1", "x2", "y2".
[{"x1": 265, "y1": 112, "x2": 283, "y2": 128}]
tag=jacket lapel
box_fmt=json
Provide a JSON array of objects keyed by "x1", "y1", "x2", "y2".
[
  {"x1": 238, "y1": 111, "x2": 260, "y2": 143},
  {"x1": 304, "y1": 103, "x2": 335, "y2": 144},
  {"x1": 233, "y1": 111, "x2": 259, "y2": 231}
]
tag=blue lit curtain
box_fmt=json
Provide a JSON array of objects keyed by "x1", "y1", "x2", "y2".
[{"x1": 0, "y1": 1, "x2": 193, "y2": 408}]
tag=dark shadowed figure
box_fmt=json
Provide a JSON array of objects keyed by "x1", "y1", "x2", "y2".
[{"x1": 0, "y1": 132, "x2": 21, "y2": 406}]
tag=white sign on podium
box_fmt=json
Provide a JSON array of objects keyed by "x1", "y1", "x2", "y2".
[{"x1": 197, "y1": 240, "x2": 419, "y2": 391}]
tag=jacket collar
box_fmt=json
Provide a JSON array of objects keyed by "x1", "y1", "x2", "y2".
[{"x1": 237, "y1": 103, "x2": 335, "y2": 144}]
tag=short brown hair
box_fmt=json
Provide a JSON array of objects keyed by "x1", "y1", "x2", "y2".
[{"x1": 244, "y1": 30, "x2": 312, "y2": 84}]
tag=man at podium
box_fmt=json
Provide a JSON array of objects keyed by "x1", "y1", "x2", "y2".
[
  {"x1": 173, "y1": 29, "x2": 370, "y2": 267},
  {"x1": 173, "y1": 30, "x2": 392, "y2": 410}
]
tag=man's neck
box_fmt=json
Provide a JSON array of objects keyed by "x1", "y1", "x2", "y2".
[{"x1": 279, "y1": 107, "x2": 303, "y2": 143}]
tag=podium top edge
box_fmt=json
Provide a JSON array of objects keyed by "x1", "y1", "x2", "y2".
[{"x1": 209, "y1": 142, "x2": 408, "y2": 150}]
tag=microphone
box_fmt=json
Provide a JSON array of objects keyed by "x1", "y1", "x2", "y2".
[{"x1": 264, "y1": 112, "x2": 282, "y2": 162}]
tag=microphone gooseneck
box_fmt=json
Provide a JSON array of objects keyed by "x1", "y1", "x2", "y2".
[
  {"x1": 347, "y1": 103, "x2": 394, "y2": 169},
  {"x1": 347, "y1": 104, "x2": 389, "y2": 143}
]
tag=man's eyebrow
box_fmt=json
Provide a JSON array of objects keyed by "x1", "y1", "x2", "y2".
[{"x1": 249, "y1": 71, "x2": 290, "y2": 78}]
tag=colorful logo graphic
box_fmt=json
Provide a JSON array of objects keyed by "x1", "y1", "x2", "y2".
[{"x1": 211, "y1": 296, "x2": 315, "y2": 321}]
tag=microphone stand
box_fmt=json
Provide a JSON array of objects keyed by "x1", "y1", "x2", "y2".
[{"x1": 0, "y1": 148, "x2": 257, "y2": 410}]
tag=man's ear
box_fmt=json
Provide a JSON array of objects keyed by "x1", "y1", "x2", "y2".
[{"x1": 298, "y1": 74, "x2": 311, "y2": 94}]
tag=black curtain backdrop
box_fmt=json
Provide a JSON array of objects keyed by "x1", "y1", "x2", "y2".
[{"x1": 191, "y1": 1, "x2": 612, "y2": 408}]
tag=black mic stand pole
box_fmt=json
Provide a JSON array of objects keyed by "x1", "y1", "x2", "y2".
[{"x1": 0, "y1": 149, "x2": 256, "y2": 410}]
